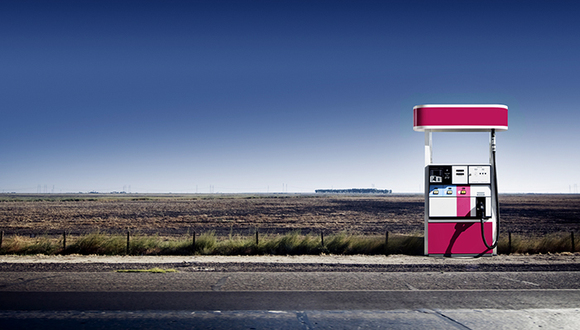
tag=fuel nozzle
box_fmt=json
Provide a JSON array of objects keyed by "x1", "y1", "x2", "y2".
[{"x1": 476, "y1": 197, "x2": 488, "y2": 219}]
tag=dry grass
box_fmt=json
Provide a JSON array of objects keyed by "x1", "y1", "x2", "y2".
[
  {"x1": 0, "y1": 231, "x2": 419, "y2": 256},
  {"x1": 116, "y1": 268, "x2": 177, "y2": 273},
  {"x1": 497, "y1": 232, "x2": 578, "y2": 254},
  {"x1": 0, "y1": 231, "x2": 576, "y2": 256}
]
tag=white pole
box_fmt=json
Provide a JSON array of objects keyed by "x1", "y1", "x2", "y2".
[{"x1": 424, "y1": 130, "x2": 432, "y2": 166}]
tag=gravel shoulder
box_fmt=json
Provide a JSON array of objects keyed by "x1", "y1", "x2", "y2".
[
  {"x1": 2, "y1": 253, "x2": 580, "y2": 264},
  {"x1": 1, "y1": 253, "x2": 579, "y2": 273}
]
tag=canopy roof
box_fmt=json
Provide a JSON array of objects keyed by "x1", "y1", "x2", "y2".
[{"x1": 413, "y1": 104, "x2": 508, "y2": 132}]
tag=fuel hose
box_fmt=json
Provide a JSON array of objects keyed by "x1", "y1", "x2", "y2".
[{"x1": 481, "y1": 129, "x2": 500, "y2": 250}]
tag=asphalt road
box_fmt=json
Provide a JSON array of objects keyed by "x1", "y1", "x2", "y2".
[
  {"x1": 2, "y1": 289, "x2": 580, "y2": 311},
  {"x1": 1, "y1": 256, "x2": 579, "y2": 329},
  {"x1": 1, "y1": 270, "x2": 580, "y2": 292}
]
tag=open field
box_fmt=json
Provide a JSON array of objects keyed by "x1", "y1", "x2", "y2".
[{"x1": 1, "y1": 193, "x2": 579, "y2": 237}]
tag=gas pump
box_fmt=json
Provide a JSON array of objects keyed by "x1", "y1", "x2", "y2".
[{"x1": 413, "y1": 104, "x2": 508, "y2": 257}]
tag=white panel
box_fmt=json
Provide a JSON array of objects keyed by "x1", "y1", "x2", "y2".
[
  {"x1": 429, "y1": 197, "x2": 457, "y2": 217},
  {"x1": 469, "y1": 166, "x2": 491, "y2": 184},
  {"x1": 470, "y1": 185, "x2": 491, "y2": 197},
  {"x1": 452, "y1": 166, "x2": 468, "y2": 184}
]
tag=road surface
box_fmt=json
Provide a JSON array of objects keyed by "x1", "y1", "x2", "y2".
[{"x1": 1, "y1": 254, "x2": 579, "y2": 329}]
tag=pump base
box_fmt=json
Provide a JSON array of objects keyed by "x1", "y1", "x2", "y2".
[{"x1": 427, "y1": 221, "x2": 495, "y2": 256}]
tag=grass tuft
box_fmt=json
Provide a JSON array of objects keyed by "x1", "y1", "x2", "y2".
[
  {"x1": 1, "y1": 235, "x2": 60, "y2": 255},
  {"x1": 498, "y1": 232, "x2": 578, "y2": 254},
  {"x1": 116, "y1": 268, "x2": 177, "y2": 273},
  {"x1": 66, "y1": 232, "x2": 126, "y2": 255}
]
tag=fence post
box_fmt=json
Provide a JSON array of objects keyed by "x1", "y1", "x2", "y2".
[
  {"x1": 192, "y1": 231, "x2": 196, "y2": 254},
  {"x1": 321, "y1": 232, "x2": 324, "y2": 246},
  {"x1": 63, "y1": 231, "x2": 67, "y2": 251},
  {"x1": 572, "y1": 232, "x2": 575, "y2": 253},
  {"x1": 126, "y1": 228, "x2": 130, "y2": 255},
  {"x1": 0, "y1": 230, "x2": 3, "y2": 249},
  {"x1": 385, "y1": 231, "x2": 389, "y2": 255},
  {"x1": 255, "y1": 230, "x2": 259, "y2": 245},
  {"x1": 508, "y1": 232, "x2": 512, "y2": 255}
]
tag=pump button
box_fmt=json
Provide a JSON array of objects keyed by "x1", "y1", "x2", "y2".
[
  {"x1": 433, "y1": 189, "x2": 439, "y2": 195},
  {"x1": 460, "y1": 190, "x2": 466, "y2": 195},
  {"x1": 446, "y1": 190, "x2": 453, "y2": 195}
]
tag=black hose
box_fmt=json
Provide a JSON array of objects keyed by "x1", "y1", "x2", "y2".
[{"x1": 481, "y1": 129, "x2": 500, "y2": 250}]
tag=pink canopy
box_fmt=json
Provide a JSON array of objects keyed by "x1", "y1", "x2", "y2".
[{"x1": 413, "y1": 104, "x2": 508, "y2": 132}]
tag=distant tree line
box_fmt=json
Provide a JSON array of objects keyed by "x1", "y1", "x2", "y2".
[{"x1": 315, "y1": 188, "x2": 392, "y2": 194}]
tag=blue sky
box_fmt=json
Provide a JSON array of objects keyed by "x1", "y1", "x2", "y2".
[{"x1": 1, "y1": 0, "x2": 579, "y2": 193}]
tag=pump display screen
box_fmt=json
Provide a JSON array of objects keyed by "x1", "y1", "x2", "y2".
[{"x1": 429, "y1": 166, "x2": 452, "y2": 184}]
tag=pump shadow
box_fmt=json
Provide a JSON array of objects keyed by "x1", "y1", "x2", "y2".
[{"x1": 444, "y1": 222, "x2": 491, "y2": 257}]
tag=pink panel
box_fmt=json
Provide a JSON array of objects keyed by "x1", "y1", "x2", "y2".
[
  {"x1": 414, "y1": 106, "x2": 508, "y2": 128},
  {"x1": 428, "y1": 222, "x2": 493, "y2": 255},
  {"x1": 456, "y1": 186, "x2": 470, "y2": 217}
]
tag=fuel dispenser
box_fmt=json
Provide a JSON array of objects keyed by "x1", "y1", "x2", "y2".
[{"x1": 413, "y1": 104, "x2": 508, "y2": 256}]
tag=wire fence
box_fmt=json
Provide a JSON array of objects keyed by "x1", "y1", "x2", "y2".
[{"x1": 0, "y1": 228, "x2": 577, "y2": 256}]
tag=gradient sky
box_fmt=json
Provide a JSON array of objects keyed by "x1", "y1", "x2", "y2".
[{"x1": 1, "y1": 0, "x2": 580, "y2": 194}]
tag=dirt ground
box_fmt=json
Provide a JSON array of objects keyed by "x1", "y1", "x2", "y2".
[{"x1": 0, "y1": 194, "x2": 579, "y2": 237}]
